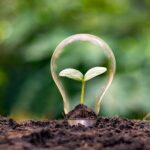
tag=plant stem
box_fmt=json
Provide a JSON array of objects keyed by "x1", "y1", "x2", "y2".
[{"x1": 80, "y1": 79, "x2": 85, "y2": 104}]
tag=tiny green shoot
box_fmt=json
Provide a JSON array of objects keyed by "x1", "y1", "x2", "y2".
[
  {"x1": 143, "y1": 113, "x2": 150, "y2": 120},
  {"x1": 59, "y1": 67, "x2": 107, "y2": 105}
]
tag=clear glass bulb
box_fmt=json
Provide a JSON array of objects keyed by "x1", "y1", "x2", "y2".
[{"x1": 50, "y1": 34, "x2": 116, "y2": 115}]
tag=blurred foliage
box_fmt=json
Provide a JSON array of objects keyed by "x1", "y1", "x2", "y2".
[{"x1": 0, "y1": 0, "x2": 150, "y2": 120}]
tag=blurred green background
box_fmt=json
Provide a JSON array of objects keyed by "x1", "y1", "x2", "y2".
[{"x1": 0, "y1": 0, "x2": 150, "y2": 120}]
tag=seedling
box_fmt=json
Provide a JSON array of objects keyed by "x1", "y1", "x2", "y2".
[{"x1": 59, "y1": 67, "x2": 107, "y2": 105}]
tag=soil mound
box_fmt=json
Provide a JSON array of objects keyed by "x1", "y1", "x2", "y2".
[{"x1": 66, "y1": 104, "x2": 97, "y2": 119}]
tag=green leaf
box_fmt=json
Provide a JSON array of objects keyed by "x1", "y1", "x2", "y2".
[
  {"x1": 59, "y1": 68, "x2": 83, "y2": 81},
  {"x1": 84, "y1": 67, "x2": 107, "y2": 81}
]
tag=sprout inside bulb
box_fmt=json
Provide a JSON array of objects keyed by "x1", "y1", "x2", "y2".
[{"x1": 50, "y1": 34, "x2": 116, "y2": 116}]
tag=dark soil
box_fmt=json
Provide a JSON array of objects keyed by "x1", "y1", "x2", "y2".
[
  {"x1": 66, "y1": 104, "x2": 97, "y2": 119},
  {"x1": 0, "y1": 116, "x2": 150, "y2": 150}
]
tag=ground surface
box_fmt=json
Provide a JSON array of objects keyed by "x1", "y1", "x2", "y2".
[{"x1": 0, "y1": 116, "x2": 150, "y2": 150}]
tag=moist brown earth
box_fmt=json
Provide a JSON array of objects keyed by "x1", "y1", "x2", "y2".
[
  {"x1": 66, "y1": 104, "x2": 97, "y2": 119},
  {"x1": 0, "y1": 115, "x2": 150, "y2": 150}
]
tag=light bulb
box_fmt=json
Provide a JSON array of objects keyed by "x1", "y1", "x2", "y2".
[{"x1": 50, "y1": 34, "x2": 116, "y2": 126}]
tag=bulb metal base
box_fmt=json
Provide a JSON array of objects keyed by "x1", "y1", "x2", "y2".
[{"x1": 68, "y1": 119, "x2": 96, "y2": 127}]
